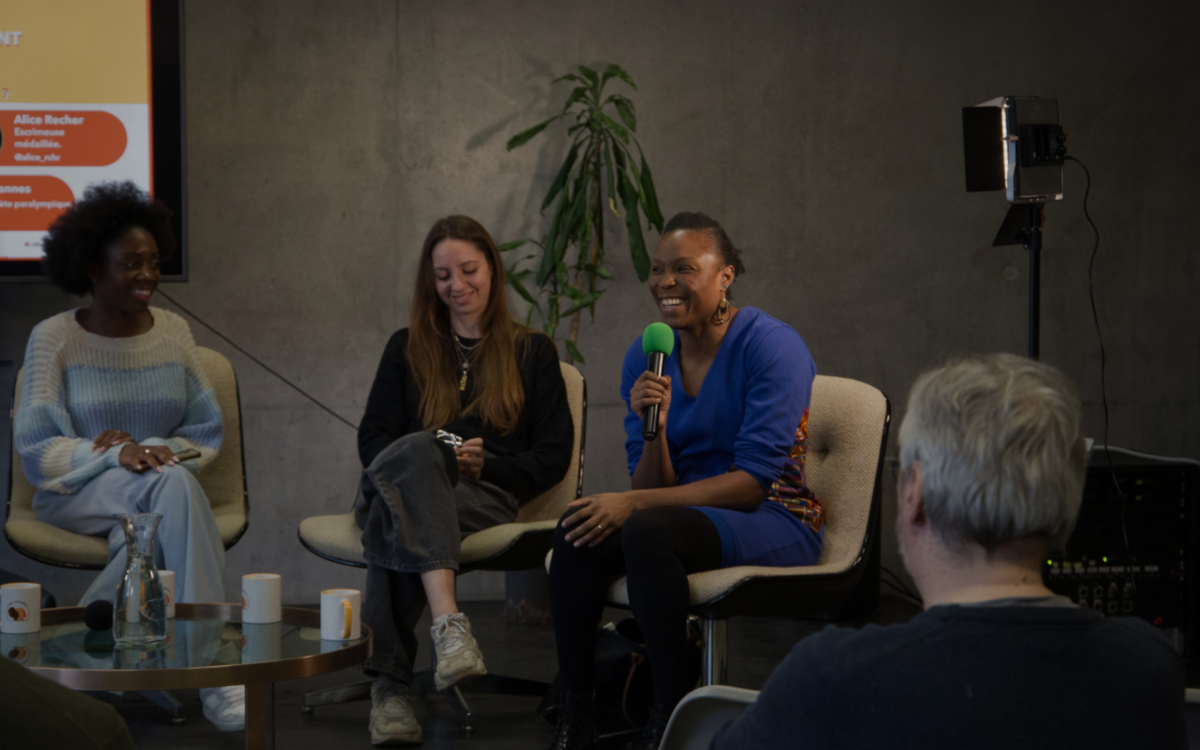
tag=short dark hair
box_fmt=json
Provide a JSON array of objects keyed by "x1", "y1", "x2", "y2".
[
  {"x1": 662, "y1": 211, "x2": 745, "y2": 297},
  {"x1": 41, "y1": 181, "x2": 176, "y2": 296}
]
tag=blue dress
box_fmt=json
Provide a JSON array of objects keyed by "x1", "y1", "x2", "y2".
[{"x1": 621, "y1": 307, "x2": 822, "y2": 568}]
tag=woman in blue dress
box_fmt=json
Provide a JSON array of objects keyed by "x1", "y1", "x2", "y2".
[{"x1": 546, "y1": 212, "x2": 821, "y2": 750}]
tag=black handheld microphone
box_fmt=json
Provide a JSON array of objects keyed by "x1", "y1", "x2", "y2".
[{"x1": 640, "y1": 323, "x2": 676, "y2": 442}]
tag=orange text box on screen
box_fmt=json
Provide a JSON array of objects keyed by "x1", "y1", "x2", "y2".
[{"x1": 0, "y1": 111, "x2": 127, "y2": 167}]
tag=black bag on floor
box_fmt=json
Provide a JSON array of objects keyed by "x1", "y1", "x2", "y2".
[{"x1": 539, "y1": 617, "x2": 703, "y2": 733}]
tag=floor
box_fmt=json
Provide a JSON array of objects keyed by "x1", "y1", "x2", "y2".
[{"x1": 104, "y1": 596, "x2": 1200, "y2": 749}]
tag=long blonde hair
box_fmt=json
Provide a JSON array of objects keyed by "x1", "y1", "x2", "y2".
[{"x1": 407, "y1": 215, "x2": 529, "y2": 434}]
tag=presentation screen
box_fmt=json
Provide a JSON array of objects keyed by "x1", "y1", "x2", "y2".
[{"x1": 0, "y1": 0, "x2": 185, "y2": 282}]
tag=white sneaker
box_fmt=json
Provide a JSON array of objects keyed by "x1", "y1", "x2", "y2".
[
  {"x1": 430, "y1": 612, "x2": 487, "y2": 691},
  {"x1": 200, "y1": 685, "x2": 245, "y2": 732},
  {"x1": 370, "y1": 676, "x2": 423, "y2": 746}
]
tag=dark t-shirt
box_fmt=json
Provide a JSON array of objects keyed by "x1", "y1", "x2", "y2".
[
  {"x1": 712, "y1": 605, "x2": 1187, "y2": 749},
  {"x1": 357, "y1": 328, "x2": 573, "y2": 502}
]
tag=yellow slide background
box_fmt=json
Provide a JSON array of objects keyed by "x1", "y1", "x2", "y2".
[{"x1": 0, "y1": 0, "x2": 149, "y2": 104}]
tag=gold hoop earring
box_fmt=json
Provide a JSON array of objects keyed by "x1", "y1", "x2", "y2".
[{"x1": 712, "y1": 287, "x2": 731, "y2": 325}]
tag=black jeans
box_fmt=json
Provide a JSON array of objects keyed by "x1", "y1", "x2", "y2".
[
  {"x1": 355, "y1": 432, "x2": 518, "y2": 688},
  {"x1": 550, "y1": 506, "x2": 722, "y2": 707}
]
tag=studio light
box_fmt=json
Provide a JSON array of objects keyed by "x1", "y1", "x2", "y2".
[{"x1": 962, "y1": 96, "x2": 1068, "y2": 359}]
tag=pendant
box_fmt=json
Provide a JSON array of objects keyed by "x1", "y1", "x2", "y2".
[{"x1": 459, "y1": 368, "x2": 468, "y2": 391}]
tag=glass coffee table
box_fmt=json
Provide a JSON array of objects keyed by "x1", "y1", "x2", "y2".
[{"x1": 3, "y1": 603, "x2": 371, "y2": 750}]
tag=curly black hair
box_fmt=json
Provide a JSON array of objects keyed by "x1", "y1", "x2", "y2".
[
  {"x1": 662, "y1": 211, "x2": 746, "y2": 298},
  {"x1": 41, "y1": 181, "x2": 176, "y2": 296}
]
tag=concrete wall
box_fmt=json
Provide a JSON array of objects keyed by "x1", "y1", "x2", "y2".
[{"x1": 2, "y1": 0, "x2": 1197, "y2": 605}]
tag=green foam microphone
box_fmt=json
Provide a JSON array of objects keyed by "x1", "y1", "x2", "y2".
[{"x1": 641, "y1": 322, "x2": 675, "y2": 441}]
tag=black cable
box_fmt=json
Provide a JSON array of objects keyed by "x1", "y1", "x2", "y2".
[
  {"x1": 155, "y1": 289, "x2": 359, "y2": 432},
  {"x1": 1065, "y1": 156, "x2": 1138, "y2": 598}
]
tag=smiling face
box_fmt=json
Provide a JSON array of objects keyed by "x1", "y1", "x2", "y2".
[
  {"x1": 91, "y1": 226, "x2": 160, "y2": 313},
  {"x1": 431, "y1": 237, "x2": 493, "y2": 326},
  {"x1": 649, "y1": 229, "x2": 735, "y2": 329}
]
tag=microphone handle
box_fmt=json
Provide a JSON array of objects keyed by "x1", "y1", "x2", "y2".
[{"x1": 641, "y1": 351, "x2": 666, "y2": 442}]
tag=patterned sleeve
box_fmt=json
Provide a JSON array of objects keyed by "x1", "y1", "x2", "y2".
[{"x1": 13, "y1": 318, "x2": 121, "y2": 494}]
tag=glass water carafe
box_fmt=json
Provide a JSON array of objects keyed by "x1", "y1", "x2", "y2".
[{"x1": 113, "y1": 513, "x2": 167, "y2": 647}]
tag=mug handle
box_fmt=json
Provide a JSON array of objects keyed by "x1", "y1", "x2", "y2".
[{"x1": 341, "y1": 600, "x2": 352, "y2": 639}]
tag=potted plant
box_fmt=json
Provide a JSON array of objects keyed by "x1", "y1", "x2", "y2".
[{"x1": 504, "y1": 63, "x2": 664, "y2": 363}]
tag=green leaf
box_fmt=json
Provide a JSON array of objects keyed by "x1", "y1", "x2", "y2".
[
  {"x1": 561, "y1": 283, "x2": 582, "y2": 301},
  {"x1": 552, "y1": 73, "x2": 583, "y2": 84},
  {"x1": 562, "y1": 290, "x2": 605, "y2": 317},
  {"x1": 601, "y1": 64, "x2": 637, "y2": 91},
  {"x1": 506, "y1": 269, "x2": 540, "y2": 307},
  {"x1": 604, "y1": 138, "x2": 618, "y2": 217},
  {"x1": 599, "y1": 113, "x2": 629, "y2": 143},
  {"x1": 577, "y1": 65, "x2": 600, "y2": 89},
  {"x1": 638, "y1": 150, "x2": 664, "y2": 231},
  {"x1": 564, "y1": 339, "x2": 586, "y2": 364},
  {"x1": 497, "y1": 239, "x2": 527, "y2": 252},
  {"x1": 593, "y1": 265, "x2": 614, "y2": 280},
  {"x1": 506, "y1": 115, "x2": 560, "y2": 151},
  {"x1": 555, "y1": 260, "x2": 569, "y2": 289},
  {"x1": 562, "y1": 86, "x2": 592, "y2": 114},
  {"x1": 539, "y1": 195, "x2": 569, "y2": 285},
  {"x1": 545, "y1": 295, "x2": 561, "y2": 336},
  {"x1": 618, "y1": 170, "x2": 651, "y2": 281},
  {"x1": 541, "y1": 143, "x2": 580, "y2": 212},
  {"x1": 613, "y1": 96, "x2": 637, "y2": 132}
]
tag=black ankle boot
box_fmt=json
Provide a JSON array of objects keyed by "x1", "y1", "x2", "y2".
[
  {"x1": 546, "y1": 689, "x2": 595, "y2": 750},
  {"x1": 628, "y1": 702, "x2": 673, "y2": 750}
]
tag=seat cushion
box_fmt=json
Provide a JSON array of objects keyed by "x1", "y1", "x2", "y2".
[
  {"x1": 298, "y1": 513, "x2": 367, "y2": 566},
  {"x1": 298, "y1": 512, "x2": 560, "y2": 569}
]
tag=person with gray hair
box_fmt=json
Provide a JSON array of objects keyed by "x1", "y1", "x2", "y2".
[{"x1": 711, "y1": 354, "x2": 1186, "y2": 749}]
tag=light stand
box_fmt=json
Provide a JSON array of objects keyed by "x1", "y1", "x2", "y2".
[{"x1": 992, "y1": 202, "x2": 1046, "y2": 359}]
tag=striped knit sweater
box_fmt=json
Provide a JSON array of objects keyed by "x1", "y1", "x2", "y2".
[{"x1": 15, "y1": 307, "x2": 223, "y2": 495}]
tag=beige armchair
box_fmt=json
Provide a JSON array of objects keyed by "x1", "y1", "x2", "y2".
[
  {"x1": 551, "y1": 374, "x2": 890, "y2": 686},
  {"x1": 6, "y1": 346, "x2": 250, "y2": 568}
]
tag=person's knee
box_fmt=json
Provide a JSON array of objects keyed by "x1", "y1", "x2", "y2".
[
  {"x1": 144, "y1": 465, "x2": 203, "y2": 510},
  {"x1": 620, "y1": 507, "x2": 676, "y2": 562},
  {"x1": 370, "y1": 432, "x2": 456, "y2": 484}
]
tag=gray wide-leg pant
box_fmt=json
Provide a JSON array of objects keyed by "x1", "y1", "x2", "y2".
[
  {"x1": 33, "y1": 464, "x2": 226, "y2": 606},
  {"x1": 354, "y1": 432, "x2": 517, "y2": 688}
]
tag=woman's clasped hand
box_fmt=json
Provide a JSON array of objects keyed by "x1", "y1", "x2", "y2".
[{"x1": 455, "y1": 437, "x2": 485, "y2": 481}]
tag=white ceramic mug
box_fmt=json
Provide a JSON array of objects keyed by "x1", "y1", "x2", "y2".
[
  {"x1": 1, "y1": 583, "x2": 40, "y2": 634},
  {"x1": 320, "y1": 589, "x2": 361, "y2": 641},
  {"x1": 241, "y1": 621, "x2": 282, "y2": 663},
  {"x1": 241, "y1": 574, "x2": 281, "y2": 624},
  {"x1": 160, "y1": 571, "x2": 176, "y2": 619}
]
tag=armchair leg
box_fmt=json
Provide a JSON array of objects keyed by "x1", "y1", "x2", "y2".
[{"x1": 702, "y1": 618, "x2": 728, "y2": 686}]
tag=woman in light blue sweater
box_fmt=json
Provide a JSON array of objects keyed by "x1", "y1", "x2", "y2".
[{"x1": 14, "y1": 182, "x2": 241, "y2": 731}]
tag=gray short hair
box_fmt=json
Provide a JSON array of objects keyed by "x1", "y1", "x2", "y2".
[{"x1": 898, "y1": 353, "x2": 1087, "y2": 551}]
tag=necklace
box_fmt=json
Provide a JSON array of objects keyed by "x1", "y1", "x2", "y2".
[{"x1": 453, "y1": 333, "x2": 482, "y2": 391}]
